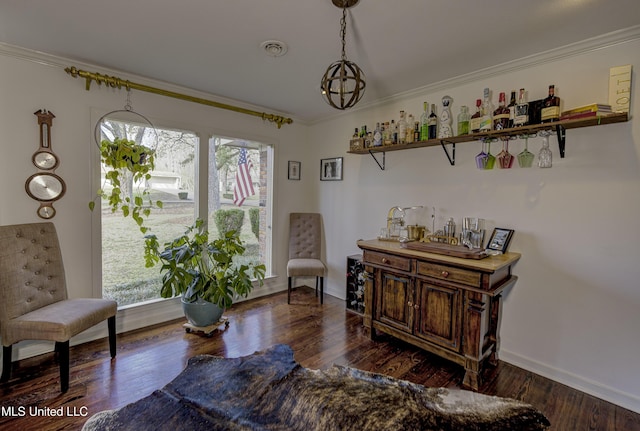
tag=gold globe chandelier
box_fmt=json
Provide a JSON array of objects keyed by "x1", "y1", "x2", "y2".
[{"x1": 320, "y1": 0, "x2": 366, "y2": 110}]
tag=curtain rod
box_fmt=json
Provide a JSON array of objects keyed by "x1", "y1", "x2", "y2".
[{"x1": 64, "y1": 66, "x2": 293, "y2": 129}]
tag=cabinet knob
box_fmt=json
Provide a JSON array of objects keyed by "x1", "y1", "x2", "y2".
[
  {"x1": 441, "y1": 270, "x2": 449, "y2": 278},
  {"x1": 407, "y1": 301, "x2": 413, "y2": 307},
  {"x1": 382, "y1": 258, "x2": 389, "y2": 264},
  {"x1": 414, "y1": 304, "x2": 419, "y2": 310}
]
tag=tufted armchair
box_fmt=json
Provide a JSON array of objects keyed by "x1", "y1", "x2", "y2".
[
  {"x1": 287, "y1": 213, "x2": 326, "y2": 304},
  {"x1": 0, "y1": 222, "x2": 117, "y2": 392}
]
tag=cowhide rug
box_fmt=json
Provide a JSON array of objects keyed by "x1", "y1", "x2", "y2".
[{"x1": 82, "y1": 344, "x2": 549, "y2": 431}]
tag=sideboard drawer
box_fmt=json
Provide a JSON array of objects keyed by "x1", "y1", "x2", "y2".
[
  {"x1": 416, "y1": 261, "x2": 480, "y2": 287},
  {"x1": 364, "y1": 250, "x2": 411, "y2": 272}
]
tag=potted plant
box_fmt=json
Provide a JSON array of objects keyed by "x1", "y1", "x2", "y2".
[
  {"x1": 143, "y1": 218, "x2": 266, "y2": 326},
  {"x1": 89, "y1": 137, "x2": 163, "y2": 234}
]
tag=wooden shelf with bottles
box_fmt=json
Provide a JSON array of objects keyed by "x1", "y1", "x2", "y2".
[{"x1": 347, "y1": 112, "x2": 629, "y2": 170}]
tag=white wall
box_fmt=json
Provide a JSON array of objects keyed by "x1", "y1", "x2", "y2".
[{"x1": 309, "y1": 30, "x2": 640, "y2": 412}]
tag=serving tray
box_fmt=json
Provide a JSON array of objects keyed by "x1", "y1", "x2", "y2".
[{"x1": 400, "y1": 241, "x2": 488, "y2": 259}]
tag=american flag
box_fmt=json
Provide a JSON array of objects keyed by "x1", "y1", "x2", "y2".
[{"x1": 233, "y1": 148, "x2": 255, "y2": 206}]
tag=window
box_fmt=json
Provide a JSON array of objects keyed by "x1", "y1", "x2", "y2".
[
  {"x1": 98, "y1": 120, "x2": 273, "y2": 307},
  {"x1": 207, "y1": 136, "x2": 273, "y2": 277},
  {"x1": 99, "y1": 119, "x2": 197, "y2": 306}
]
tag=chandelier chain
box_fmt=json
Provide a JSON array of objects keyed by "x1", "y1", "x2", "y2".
[{"x1": 340, "y1": 6, "x2": 347, "y2": 61}]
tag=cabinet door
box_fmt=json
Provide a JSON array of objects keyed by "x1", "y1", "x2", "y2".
[
  {"x1": 413, "y1": 280, "x2": 462, "y2": 351},
  {"x1": 374, "y1": 270, "x2": 413, "y2": 333}
]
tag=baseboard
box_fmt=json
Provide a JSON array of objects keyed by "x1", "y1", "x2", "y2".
[{"x1": 500, "y1": 349, "x2": 640, "y2": 414}]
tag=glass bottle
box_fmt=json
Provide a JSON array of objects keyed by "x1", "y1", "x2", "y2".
[
  {"x1": 406, "y1": 114, "x2": 415, "y2": 143},
  {"x1": 538, "y1": 131, "x2": 553, "y2": 167},
  {"x1": 507, "y1": 90, "x2": 517, "y2": 128},
  {"x1": 470, "y1": 99, "x2": 482, "y2": 133},
  {"x1": 398, "y1": 111, "x2": 407, "y2": 144},
  {"x1": 428, "y1": 104, "x2": 438, "y2": 140},
  {"x1": 479, "y1": 88, "x2": 493, "y2": 132},
  {"x1": 413, "y1": 121, "x2": 420, "y2": 142},
  {"x1": 390, "y1": 120, "x2": 397, "y2": 144},
  {"x1": 514, "y1": 88, "x2": 529, "y2": 127},
  {"x1": 382, "y1": 121, "x2": 390, "y2": 143},
  {"x1": 352, "y1": 128, "x2": 359, "y2": 138},
  {"x1": 517, "y1": 134, "x2": 535, "y2": 167},
  {"x1": 493, "y1": 92, "x2": 510, "y2": 130},
  {"x1": 420, "y1": 102, "x2": 429, "y2": 141},
  {"x1": 373, "y1": 122, "x2": 382, "y2": 147},
  {"x1": 541, "y1": 85, "x2": 560, "y2": 123},
  {"x1": 457, "y1": 105, "x2": 470, "y2": 136}
]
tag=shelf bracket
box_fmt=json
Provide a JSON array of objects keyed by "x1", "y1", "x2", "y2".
[
  {"x1": 556, "y1": 125, "x2": 566, "y2": 158},
  {"x1": 440, "y1": 140, "x2": 456, "y2": 166},
  {"x1": 368, "y1": 150, "x2": 385, "y2": 170}
]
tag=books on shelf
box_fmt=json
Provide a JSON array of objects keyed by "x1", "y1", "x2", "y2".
[
  {"x1": 560, "y1": 103, "x2": 612, "y2": 120},
  {"x1": 561, "y1": 103, "x2": 611, "y2": 115}
]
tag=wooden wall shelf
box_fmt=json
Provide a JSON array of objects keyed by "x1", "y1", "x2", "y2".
[{"x1": 347, "y1": 112, "x2": 629, "y2": 169}]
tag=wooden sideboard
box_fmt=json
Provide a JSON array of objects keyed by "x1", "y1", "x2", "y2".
[{"x1": 357, "y1": 239, "x2": 521, "y2": 390}]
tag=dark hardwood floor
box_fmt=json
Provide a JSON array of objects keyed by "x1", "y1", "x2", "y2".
[{"x1": 1, "y1": 287, "x2": 639, "y2": 430}]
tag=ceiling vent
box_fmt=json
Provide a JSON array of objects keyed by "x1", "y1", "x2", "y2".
[{"x1": 260, "y1": 40, "x2": 288, "y2": 57}]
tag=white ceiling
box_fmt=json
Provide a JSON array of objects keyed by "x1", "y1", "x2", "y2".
[{"x1": 1, "y1": 0, "x2": 640, "y2": 123}]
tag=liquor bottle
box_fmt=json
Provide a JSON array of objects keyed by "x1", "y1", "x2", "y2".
[
  {"x1": 406, "y1": 114, "x2": 415, "y2": 143},
  {"x1": 398, "y1": 111, "x2": 407, "y2": 144},
  {"x1": 457, "y1": 105, "x2": 470, "y2": 136},
  {"x1": 507, "y1": 90, "x2": 517, "y2": 128},
  {"x1": 541, "y1": 85, "x2": 560, "y2": 123},
  {"x1": 428, "y1": 104, "x2": 438, "y2": 139},
  {"x1": 514, "y1": 88, "x2": 529, "y2": 126},
  {"x1": 413, "y1": 121, "x2": 420, "y2": 142},
  {"x1": 470, "y1": 99, "x2": 482, "y2": 133},
  {"x1": 373, "y1": 122, "x2": 382, "y2": 147},
  {"x1": 382, "y1": 121, "x2": 390, "y2": 143},
  {"x1": 352, "y1": 128, "x2": 359, "y2": 138},
  {"x1": 420, "y1": 102, "x2": 429, "y2": 141},
  {"x1": 493, "y1": 92, "x2": 510, "y2": 130},
  {"x1": 479, "y1": 88, "x2": 493, "y2": 132},
  {"x1": 390, "y1": 120, "x2": 397, "y2": 144}
]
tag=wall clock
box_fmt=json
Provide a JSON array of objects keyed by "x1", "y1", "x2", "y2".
[{"x1": 26, "y1": 109, "x2": 66, "y2": 219}]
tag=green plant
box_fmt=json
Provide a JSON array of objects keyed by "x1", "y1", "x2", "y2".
[
  {"x1": 249, "y1": 208, "x2": 260, "y2": 239},
  {"x1": 89, "y1": 137, "x2": 163, "y2": 233},
  {"x1": 213, "y1": 209, "x2": 245, "y2": 238},
  {"x1": 143, "y1": 219, "x2": 265, "y2": 308}
]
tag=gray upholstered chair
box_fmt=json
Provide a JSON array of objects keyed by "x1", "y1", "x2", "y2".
[
  {"x1": 287, "y1": 213, "x2": 326, "y2": 304},
  {"x1": 0, "y1": 222, "x2": 117, "y2": 392}
]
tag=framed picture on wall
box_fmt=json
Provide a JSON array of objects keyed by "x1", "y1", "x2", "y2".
[
  {"x1": 320, "y1": 157, "x2": 343, "y2": 181},
  {"x1": 487, "y1": 228, "x2": 514, "y2": 253},
  {"x1": 288, "y1": 161, "x2": 301, "y2": 180}
]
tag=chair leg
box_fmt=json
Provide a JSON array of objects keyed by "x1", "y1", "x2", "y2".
[
  {"x1": 320, "y1": 277, "x2": 324, "y2": 305},
  {"x1": 1, "y1": 345, "x2": 12, "y2": 382},
  {"x1": 108, "y1": 316, "x2": 117, "y2": 358},
  {"x1": 288, "y1": 277, "x2": 292, "y2": 304},
  {"x1": 56, "y1": 341, "x2": 70, "y2": 393},
  {"x1": 315, "y1": 277, "x2": 318, "y2": 297}
]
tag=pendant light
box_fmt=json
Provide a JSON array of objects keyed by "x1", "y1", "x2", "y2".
[{"x1": 320, "y1": 0, "x2": 366, "y2": 110}]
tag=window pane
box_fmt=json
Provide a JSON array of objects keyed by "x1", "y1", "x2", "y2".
[
  {"x1": 100, "y1": 120, "x2": 197, "y2": 306},
  {"x1": 208, "y1": 136, "x2": 272, "y2": 277}
]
